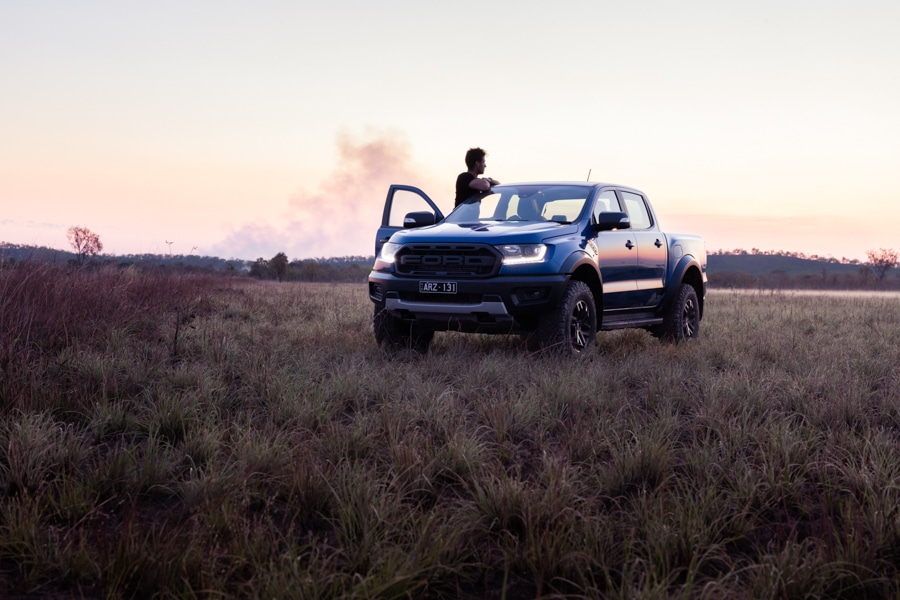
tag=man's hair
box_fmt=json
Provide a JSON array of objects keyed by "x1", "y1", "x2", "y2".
[{"x1": 464, "y1": 147, "x2": 487, "y2": 169}]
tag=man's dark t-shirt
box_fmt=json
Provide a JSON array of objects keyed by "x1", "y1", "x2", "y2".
[{"x1": 455, "y1": 172, "x2": 477, "y2": 206}]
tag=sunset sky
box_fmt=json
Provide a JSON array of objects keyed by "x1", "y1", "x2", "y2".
[{"x1": 2, "y1": 1, "x2": 898, "y2": 262}]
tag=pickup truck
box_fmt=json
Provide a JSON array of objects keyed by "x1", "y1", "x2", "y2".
[{"x1": 368, "y1": 182, "x2": 707, "y2": 355}]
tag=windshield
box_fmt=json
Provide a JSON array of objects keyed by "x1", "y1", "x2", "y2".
[{"x1": 446, "y1": 184, "x2": 592, "y2": 225}]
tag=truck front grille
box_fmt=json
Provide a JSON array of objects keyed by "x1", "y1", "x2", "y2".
[{"x1": 395, "y1": 244, "x2": 499, "y2": 278}]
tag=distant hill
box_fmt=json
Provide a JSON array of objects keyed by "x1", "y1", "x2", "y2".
[
  {"x1": 0, "y1": 243, "x2": 245, "y2": 271},
  {"x1": 1, "y1": 243, "x2": 373, "y2": 267},
  {"x1": 0, "y1": 242, "x2": 375, "y2": 281},
  {"x1": 0, "y1": 243, "x2": 74, "y2": 264},
  {"x1": 706, "y1": 250, "x2": 900, "y2": 289},
  {"x1": 708, "y1": 252, "x2": 862, "y2": 277}
]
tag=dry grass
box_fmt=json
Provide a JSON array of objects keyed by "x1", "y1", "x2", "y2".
[{"x1": 1, "y1": 264, "x2": 899, "y2": 598}]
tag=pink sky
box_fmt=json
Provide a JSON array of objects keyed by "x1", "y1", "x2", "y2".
[{"x1": 2, "y1": 2, "x2": 898, "y2": 261}]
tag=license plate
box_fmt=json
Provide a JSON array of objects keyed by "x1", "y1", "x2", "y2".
[{"x1": 419, "y1": 281, "x2": 457, "y2": 294}]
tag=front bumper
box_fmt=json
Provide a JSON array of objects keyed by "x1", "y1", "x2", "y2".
[{"x1": 368, "y1": 271, "x2": 569, "y2": 333}]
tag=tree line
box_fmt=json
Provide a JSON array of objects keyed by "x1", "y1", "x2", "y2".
[{"x1": 248, "y1": 253, "x2": 371, "y2": 282}]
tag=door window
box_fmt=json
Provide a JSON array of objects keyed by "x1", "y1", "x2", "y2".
[
  {"x1": 621, "y1": 191, "x2": 652, "y2": 230},
  {"x1": 592, "y1": 190, "x2": 621, "y2": 222},
  {"x1": 388, "y1": 189, "x2": 436, "y2": 227}
]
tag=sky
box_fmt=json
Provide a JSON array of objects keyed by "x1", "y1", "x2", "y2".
[{"x1": 2, "y1": 0, "x2": 898, "y2": 262}]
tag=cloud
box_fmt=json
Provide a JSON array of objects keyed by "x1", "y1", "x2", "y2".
[
  {"x1": 0, "y1": 218, "x2": 70, "y2": 250},
  {"x1": 212, "y1": 128, "x2": 432, "y2": 260},
  {"x1": 0, "y1": 218, "x2": 66, "y2": 230}
]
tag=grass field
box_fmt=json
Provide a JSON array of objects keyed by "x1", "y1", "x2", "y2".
[{"x1": 1, "y1": 264, "x2": 899, "y2": 598}]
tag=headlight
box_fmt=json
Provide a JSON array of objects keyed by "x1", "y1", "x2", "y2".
[
  {"x1": 496, "y1": 243, "x2": 547, "y2": 265},
  {"x1": 379, "y1": 242, "x2": 402, "y2": 263}
]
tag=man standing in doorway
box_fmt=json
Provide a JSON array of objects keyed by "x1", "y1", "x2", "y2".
[{"x1": 455, "y1": 147, "x2": 500, "y2": 207}]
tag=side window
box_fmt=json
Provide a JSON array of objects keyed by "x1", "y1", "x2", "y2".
[
  {"x1": 621, "y1": 191, "x2": 652, "y2": 230},
  {"x1": 389, "y1": 189, "x2": 435, "y2": 227},
  {"x1": 592, "y1": 190, "x2": 621, "y2": 222}
]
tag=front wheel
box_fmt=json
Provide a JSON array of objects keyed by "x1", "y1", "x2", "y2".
[
  {"x1": 373, "y1": 304, "x2": 434, "y2": 354},
  {"x1": 533, "y1": 280, "x2": 597, "y2": 355},
  {"x1": 651, "y1": 283, "x2": 700, "y2": 343}
]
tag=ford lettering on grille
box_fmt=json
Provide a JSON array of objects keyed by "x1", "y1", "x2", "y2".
[
  {"x1": 400, "y1": 256, "x2": 493, "y2": 266},
  {"x1": 395, "y1": 244, "x2": 499, "y2": 278}
]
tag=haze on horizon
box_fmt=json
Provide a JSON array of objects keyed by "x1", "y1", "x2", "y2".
[{"x1": 2, "y1": 1, "x2": 898, "y2": 262}]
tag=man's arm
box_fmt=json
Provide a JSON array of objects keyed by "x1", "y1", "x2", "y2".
[{"x1": 469, "y1": 177, "x2": 500, "y2": 192}]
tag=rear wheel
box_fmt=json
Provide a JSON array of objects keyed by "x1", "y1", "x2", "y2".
[
  {"x1": 373, "y1": 303, "x2": 434, "y2": 354},
  {"x1": 534, "y1": 280, "x2": 597, "y2": 355},
  {"x1": 652, "y1": 283, "x2": 700, "y2": 343}
]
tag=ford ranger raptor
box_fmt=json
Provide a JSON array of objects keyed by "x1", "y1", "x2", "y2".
[{"x1": 368, "y1": 182, "x2": 707, "y2": 354}]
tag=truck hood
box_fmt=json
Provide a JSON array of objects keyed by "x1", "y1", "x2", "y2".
[{"x1": 388, "y1": 220, "x2": 579, "y2": 245}]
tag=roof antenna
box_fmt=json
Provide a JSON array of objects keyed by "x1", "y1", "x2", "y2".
[{"x1": 586, "y1": 168, "x2": 592, "y2": 182}]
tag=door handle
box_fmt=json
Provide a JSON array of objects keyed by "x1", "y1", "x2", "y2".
[
  {"x1": 625, "y1": 240, "x2": 635, "y2": 250},
  {"x1": 655, "y1": 239, "x2": 662, "y2": 248}
]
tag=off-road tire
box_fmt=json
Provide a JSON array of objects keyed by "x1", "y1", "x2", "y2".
[
  {"x1": 651, "y1": 283, "x2": 700, "y2": 343},
  {"x1": 534, "y1": 280, "x2": 597, "y2": 355},
  {"x1": 373, "y1": 304, "x2": 434, "y2": 354}
]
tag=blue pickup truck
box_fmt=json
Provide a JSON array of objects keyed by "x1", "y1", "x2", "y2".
[{"x1": 368, "y1": 182, "x2": 707, "y2": 354}]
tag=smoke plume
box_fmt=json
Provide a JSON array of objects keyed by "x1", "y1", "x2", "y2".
[{"x1": 213, "y1": 128, "x2": 438, "y2": 260}]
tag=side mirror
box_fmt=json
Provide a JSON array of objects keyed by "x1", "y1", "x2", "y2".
[
  {"x1": 593, "y1": 211, "x2": 631, "y2": 232},
  {"x1": 403, "y1": 211, "x2": 437, "y2": 228}
]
